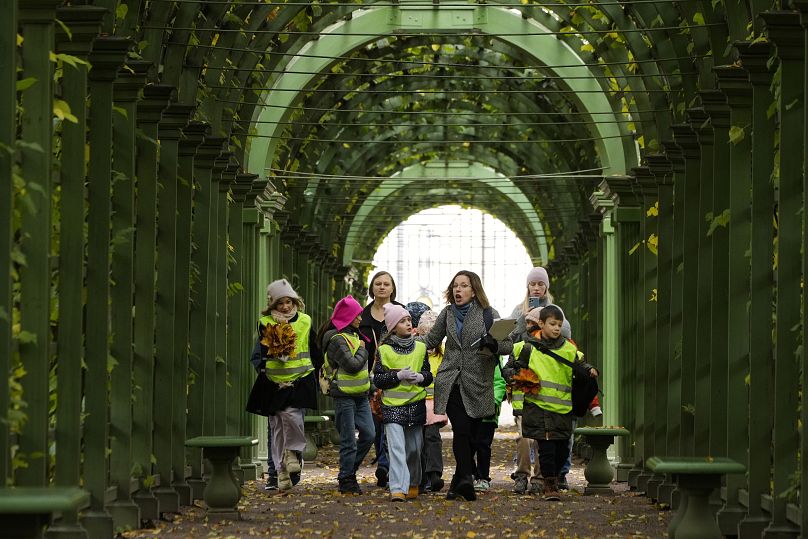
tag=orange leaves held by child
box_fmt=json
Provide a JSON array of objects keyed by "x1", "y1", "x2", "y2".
[
  {"x1": 511, "y1": 368, "x2": 541, "y2": 395},
  {"x1": 260, "y1": 322, "x2": 297, "y2": 359}
]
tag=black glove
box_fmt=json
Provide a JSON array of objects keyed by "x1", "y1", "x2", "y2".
[{"x1": 479, "y1": 334, "x2": 498, "y2": 354}]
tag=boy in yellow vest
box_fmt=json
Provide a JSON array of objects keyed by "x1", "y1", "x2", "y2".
[
  {"x1": 514, "y1": 304, "x2": 597, "y2": 501},
  {"x1": 320, "y1": 295, "x2": 374, "y2": 495},
  {"x1": 373, "y1": 304, "x2": 433, "y2": 501}
]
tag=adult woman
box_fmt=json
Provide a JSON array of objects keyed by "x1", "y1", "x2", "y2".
[
  {"x1": 421, "y1": 270, "x2": 513, "y2": 501},
  {"x1": 509, "y1": 266, "x2": 553, "y2": 339},
  {"x1": 358, "y1": 270, "x2": 405, "y2": 487}
]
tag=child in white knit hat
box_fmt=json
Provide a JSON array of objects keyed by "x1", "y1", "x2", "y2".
[{"x1": 373, "y1": 304, "x2": 433, "y2": 501}]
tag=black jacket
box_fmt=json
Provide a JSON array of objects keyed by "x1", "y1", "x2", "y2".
[{"x1": 372, "y1": 341, "x2": 433, "y2": 427}]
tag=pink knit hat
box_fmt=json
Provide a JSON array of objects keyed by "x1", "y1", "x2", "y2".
[
  {"x1": 525, "y1": 307, "x2": 543, "y2": 325},
  {"x1": 331, "y1": 295, "x2": 363, "y2": 331},
  {"x1": 383, "y1": 303, "x2": 410, "y2": 333},
  {"x1": 526, "y1": 266, "x2": 550, "y2": 289}
]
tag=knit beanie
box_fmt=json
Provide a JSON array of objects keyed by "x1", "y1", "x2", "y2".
[
  {"x1": 405, "y1": 301, "x2": 431, "y2": 328},
  {"x1": 416, "y1": 310, "x2": 438, "y2": 336},
  {"x1": 525, "y1": 266, "x2": 550, "y2": 289},
  {"x1": 383, "y1": 303, "x2": 410, "y2": 334},
  {"x1": 561, "y1": 319, "x2": 572, "y2": 340},
  {"x1": 266, "y1": 279, "x2": 298, "y2": 305},
  {"x1": 525, "y1": 307, "x2": 543, "y2": 325},
  {"x1": 331, "y1": 295, "x2": 363, "y2": 331}
]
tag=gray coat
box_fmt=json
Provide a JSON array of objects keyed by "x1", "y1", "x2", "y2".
[{"x1": 421, "y1": 301, "x2": 513, "y2": 419}]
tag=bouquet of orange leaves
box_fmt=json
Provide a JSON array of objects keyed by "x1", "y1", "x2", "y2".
[
  {"x1": 510, "y1": 368, "x2": 541, "y2": 395},
  {"x1": 260, "y1": 322, "x2": 297, "y2": 360}
]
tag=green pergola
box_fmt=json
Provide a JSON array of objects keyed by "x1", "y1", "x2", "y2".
[{"x1": 0, "y1": 0, "x2": 805, "y2": 536}]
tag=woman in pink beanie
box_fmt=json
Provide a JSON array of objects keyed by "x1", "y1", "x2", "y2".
[{"x1": 318, "y1": 295, "x2": 374, "y2": 494}]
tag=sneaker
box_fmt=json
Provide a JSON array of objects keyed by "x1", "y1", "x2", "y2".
[
  {"x1": 375, "y1": 467, "x2": 389, "y2": 488},
  {"x1": 406, "y1": 486, "x2": 419, "y2": 500},
  {"x1": 265, "y1": 476, "x2": 278, "y2": 491},
  {"x1": 558, "y1": 476, "x2": 569, "y2": 491},
  {"x1": 338, "y1": 476, "x2": 362, "y2": 495},
  {"x1": 513, "y1": 475, "x2": 528, "y2": 494},
  {"x1": 542, "y1": 477, "x2": 561, "y2": 501},
  {"x1": 390, "y1": 492, "x2": 407, "y2": 502},
  {"x1": 455, "y1": 479, "x2": 477, "y2": 501},
  {"x1": 528, "y1": 478, "x2": 543, "y2": 494},
  {"x1": 283, "y1": 450, "x2": 301, "y2": 474},
  {"x1": 429, "y1": 472, "x2": 444, "y2": 493},
  {"x1": 474, "y1": 479, "x2": 490, "y2": 492}
]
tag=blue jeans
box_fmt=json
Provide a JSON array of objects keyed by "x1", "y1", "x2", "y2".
[
  {"x1": 560, "y1": 419, "x2": 577, "y2": 478},
  {"x1": 385, "y1": 422, "x2": 423, "y2": 495},
  {"x1": 334, "y1": 396, "x2": 376, "y2": 480}
]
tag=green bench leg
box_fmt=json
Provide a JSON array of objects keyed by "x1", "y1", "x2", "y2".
[
  {"x1": 581, "y1": 435, "x2": 617, "y2": 495},
  {"x1": 668, "y1": 474, "x2": 721, "y2": 539},
  {"x1": 202, "y1": 447, "x2": 244, "y2": 521},
  {"x1": 303, "y1": 432, "x2": 318, "y2": 461}
]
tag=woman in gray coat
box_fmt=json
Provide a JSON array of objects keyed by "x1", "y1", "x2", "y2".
[{"x1": 421, "y1": 270, "x2": 513, "y2": 501}]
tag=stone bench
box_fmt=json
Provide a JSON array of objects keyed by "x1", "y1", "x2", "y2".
[
  {"x1": 574, "y1": 427, "x2": 629, "y2": 495},
  {"x1": 646, "y1": 456, "x2": 745, "y2": 539},
  {"x1": 185, "y1": 436, "x2": 258, "y2": 521},
  {"x1": 302, "y1": 415, "x2": 329, "y2": 460},
  {"x1": 322, "y1": 409, "x2": 340, "y2": 445},
  {"x1": 0, "y1": 487, "x2": 89, "y2": 539}
]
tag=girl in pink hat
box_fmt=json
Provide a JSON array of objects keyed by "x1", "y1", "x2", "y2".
[{"x1": 318, "y1": 296, "x2": 374, "y2": 495}]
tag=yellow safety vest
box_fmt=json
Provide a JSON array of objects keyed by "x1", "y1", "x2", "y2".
[
  {"x1": 258, "y1": 313, "x2": 313, "y2": 384},
  {"x1": 523, "y1": 340, "x2": 577, "y2": 415},
  {"x1": 379, "y1": 341, "x2": 427, "y2": 407},
  {"x1": 510, "y1": 341, "x2": 530, "y2": 412},
  {"x1": 424, "y1": 347, "x2": 443, "y2": 399},
  {"x1": 323, "y1": 332, "x2": 370, "y2": 395}
]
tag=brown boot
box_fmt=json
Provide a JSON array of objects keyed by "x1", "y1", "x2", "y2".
[{"x1": 542, "y1": 477, "x2": 561, "y2": 501}]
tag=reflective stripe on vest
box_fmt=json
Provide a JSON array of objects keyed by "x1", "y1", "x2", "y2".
[
  {"x1": 511, "y1": 391, "x2": 525, "y2": 411},
  {"x1": 323, "y1": 332, "x2": 370, "y2": 395},
  {"x1": 523, "y1": 340, "x2": 577, "y2": 414},
  {"x1": 425, "y1": 387, "x2": 435, "y2": 397},
  {"x1": 258, "y1": 314, "x2": 314, "y2": 383},
  {"x1": 380, "y1": 341, "x2": 427, "y2": 406}
]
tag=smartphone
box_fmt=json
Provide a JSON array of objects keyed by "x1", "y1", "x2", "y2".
[{"x1": 528, "y1": 296, "x2": 542, "y2": 310}]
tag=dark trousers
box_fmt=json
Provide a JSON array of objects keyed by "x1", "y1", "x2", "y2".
[
  {"x1": 537, "y1": 439, "x2": 569, "y2": 478},
  {"x1": 471, "y1": 422, "x2": 496, "y2": 481},
  {"x1": 445, "y1": 384, "x2": 483, "y2": 484},
  {"x1": 421, "y1": 423, "x2": 444, "y2": 476}
]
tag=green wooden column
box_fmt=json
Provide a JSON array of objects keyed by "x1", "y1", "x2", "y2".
[
  {"x1": 671, "y1": 123, "x2": 701, "y2": 458},
  {"x1": 153, "y1": 102, "x2": 193, "y2": 515},
  {"x1": 632, "y1": 167, "x2": 658, "y2": 493},
  {"x1": 798, "y1": 6, "x2": 808, "y2": 536},
  {"x1": 187, "y1": 136, "x2": 226, "y2": 500},
  {"x1": 713, "y1": 64, "x2": 754, "y2": 534},
  {"x1": 735, "y1": 40, "x2": 775, "y2": 539},
  {"x1": 51, "y1": 9, "x2": 102, "y2": 537},
  {"x1": 647, "y1": 155, "x2": 674, "y2": 499},
  {"x1": 16, "y1": 0, "x2": 62, "y2": 488},
  {"x1": 82, "y1": 36, "x2": 130, "y2": 539},
  {"x1": 702, "y1": 90, "x2": 732, "y2": 461},
  {"x1": 0, "y1": 0, "x2": 16, "y2": 486},
  {"x1": 689, "y1": 107, "x2": 714, "y2": 459},
  {"x1": 760, "y1": 12, "x2": 804, "y2": 538},
  {"x1": 108, "y1": 60, "x2": 150, "y2": 532},
  {"x1": 172, "y1": 120, "x2": 208, "y2": 506},
  {"x1": 131, "y1": 84, "x2": 173, "y2": 521}
]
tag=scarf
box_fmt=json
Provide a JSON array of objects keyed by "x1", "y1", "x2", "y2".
[
  {"x1": 452, "y1": 302, "x2": 472, "y2": 337},
  {"x1": 271, "y1": 305, "x2": 298, "y2": 323},
  {"x1": 540, "y1": 333, "x2": 567, "y2": 350},
  {"x1": 386, "y1": 333, "x2": 416, "y2": 355}
]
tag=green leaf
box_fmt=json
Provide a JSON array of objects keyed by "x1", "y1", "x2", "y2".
[
  {"x1": 16, "y1": 77, "x2": 37, "y2": 92},
  {"x1": 0, "y1": 306, "x2": 8, "y2": 322},
  {"x1": 53, "y1": 99, "x2": 78, "y2": 124},
  {"x1": 116, "y1": 3, "x2": 128, "y2": 20},
  {"x1": 628, "y1": 241, "x2": 641, "y2": 255},
  {"x1": 113, "y1": 105, "x2": 128, "y2": 119},
  {"x1": 693, "y1": 12, "x2": 705, "y2": 25},
  {"x1": 15, "y1": 330, "x2": 37, "y2": 345},
  {"x1": 707, "y1": 209, "x2": 731, "y2": 236},
  {"x1": 728, "y1": 125, "x2": 745, "y2": 144},
  {"x1": 55, "y1": 18, "x2": 72, "y2": 41}
]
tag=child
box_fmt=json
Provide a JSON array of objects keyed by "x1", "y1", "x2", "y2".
[
  {"x1": 253, "y1": 279, "x2": 319, "y2": 491},
  {"x1": 413, "y1": 309, "x2": 448, "y2": 493},
  {"x1": 320, "y1": 295, "x2": 375, "y2": 495},
  {"x1": 502, "y1": 307, "x2": 544, "y2": 494},
  {"x1": 512, "y1": 304, "x2": 597, "y2": 501},
  {"x1": 373, "y1": 304, "x2": 433, "y2": 501},
  {"x1": 471, "y1": 360, "x2": 506, "y2": 492}
]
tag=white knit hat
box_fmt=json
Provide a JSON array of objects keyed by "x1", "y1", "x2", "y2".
[
  {"x1": 526, "y1": 267, "x2": 550, "y2": 288},
  {"x1": 561, "y1": 319, "x2": 572, "y2": 340},
  {"x1": 266, "y1": 279, "x2": 298, "y2": 305}
]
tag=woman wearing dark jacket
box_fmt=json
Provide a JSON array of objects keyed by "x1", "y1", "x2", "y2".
[
  {"x1": 319, "y1": 295, "x2": 374, "y2": 495},
  {"x1": 420, "y1": 270, "x2": 513, "y2": 501}
]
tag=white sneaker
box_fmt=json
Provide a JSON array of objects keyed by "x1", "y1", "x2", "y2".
[{"x1": 474, "y1": 479, "x2": 490, "y2": 492}]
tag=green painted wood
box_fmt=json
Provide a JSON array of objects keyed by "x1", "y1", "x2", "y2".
[
  {"x1": 185, "y1": 437, "x2": 258, "y2": 448},
  {"x1": 108, "y1": 60, "x2": 149, "y2": 531},
  {"x1": 152, "y1": 103, "x2": 193, "y2": 514},
  {"x1": 714, "y1": 64, "x2": 753, "y2": 533},
  {"x1": 131, "y1": 84, "x2": 173, "y2": 520},
  {"x1": 646, "y1": 457, "x2": 746, "y2": 476},
  {"x1": 16, "y1": 0, "x2": 61, "y2": 488},
  {"x1": 0, "y1": 0, "x2": 17, "y2": 486},
  {"x1": 226, "y1": 180, "x2": 248, "y2": 436},
  {"x1": 761, "y1": 12, "x2": 804, "y2": 537},
  {"x1": 83, "y1": 36, "x2": 130, "y2": 537},
  {"x1": 0, "y1": 488, "x2": 90, "y2": 514},
  {"x1": 172, "y1": 120, "x2": 207, "y2": 506},
  {"x1": 735, "y1": 40, "x2": 775, "y2": 536},
  {"x1": 53, "y1": 6, "x2": 102, "y2": 499},
  {"x1": 691, "y1": 108, "x2": 714, "y2": 459}
]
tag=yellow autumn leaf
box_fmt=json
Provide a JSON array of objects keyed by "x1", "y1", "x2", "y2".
[
  {"x1": 53, "y1": 99, "x2": 78, "y2": 124},
  {"x1": 646, "y1": 201, "x2": 659, "y2": 217},
  {"x1": 467, "y1": 533, "x2": 478, "y2": 538}
]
